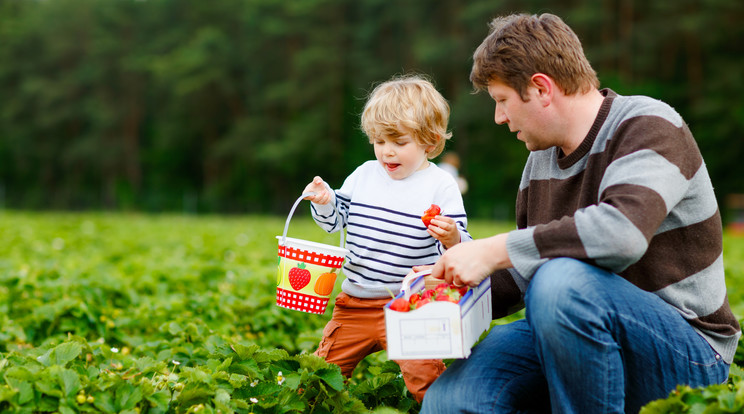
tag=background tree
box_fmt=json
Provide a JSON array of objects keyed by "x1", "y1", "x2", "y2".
[{"x1": 1, "y1": 0, "x2": 742, "y2": 221}]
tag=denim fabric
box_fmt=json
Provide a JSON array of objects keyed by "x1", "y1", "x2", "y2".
[{"x1": 421, "y1": 258, "x2": 729, "y2": 413}]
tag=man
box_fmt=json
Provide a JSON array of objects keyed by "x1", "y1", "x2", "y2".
[{"x1": 420, "y1": 13, "x2": 740, "y2": 413}]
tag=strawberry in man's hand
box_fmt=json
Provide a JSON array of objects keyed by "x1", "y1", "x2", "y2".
[
  {"x1": 288, "y1": 263, "x2": 311, "y2": 290},
  {"x1": 421, "y1": 204, "x2": 441, "y2": 227}
]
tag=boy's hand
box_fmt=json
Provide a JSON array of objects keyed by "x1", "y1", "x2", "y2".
[
  {"x1": 302, "y1": 176, "x2": 332, "y2": 205},
  {"x1": 426, "y1": 215, "x2": 461, "y2": 249}
]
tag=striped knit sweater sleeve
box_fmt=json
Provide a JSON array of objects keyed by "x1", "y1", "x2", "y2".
[
  {"x1": 491, "y1": 89, "x2": 740, "y2": 363},
  {"x1": 310, "y1": 161, "x2": 472, "y2": 299}
]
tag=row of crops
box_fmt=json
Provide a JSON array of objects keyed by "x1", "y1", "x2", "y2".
[{"x1": 1, "y1": 211, "x2": 743, "y2": 412}]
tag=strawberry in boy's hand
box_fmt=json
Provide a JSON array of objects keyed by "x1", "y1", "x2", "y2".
[{"x1": 421, "y1": 204, "x2": 441, "y2": 227}]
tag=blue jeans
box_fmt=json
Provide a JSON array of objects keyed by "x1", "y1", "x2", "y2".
[{"x1": 421, "y1": 258, "x2": 729, "y2": 413}]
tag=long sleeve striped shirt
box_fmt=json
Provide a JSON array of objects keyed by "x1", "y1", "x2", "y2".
[
  {"x1": 492, "y1": 89, "x2": 740, "y2": 363},
  {"x1": 311, "y1": 160, "x2": 472, "y2": 299}
]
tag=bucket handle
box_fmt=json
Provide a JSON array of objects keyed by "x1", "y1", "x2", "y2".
[{"x1": 280, "y1": 192, "x2": 345, "y2": 248}]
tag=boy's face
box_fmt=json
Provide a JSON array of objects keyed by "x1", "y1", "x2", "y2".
[{"x1": 373, "y1": 133, "x2": 433, "y2": 180}]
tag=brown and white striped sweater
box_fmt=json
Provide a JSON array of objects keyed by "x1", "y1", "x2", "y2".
[{"x1": 492, "y1": 89, "x2": 741, "y2": 363}]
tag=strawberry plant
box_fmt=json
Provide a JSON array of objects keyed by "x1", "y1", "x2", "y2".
[
  {"x1": 0, "y1": 211, "x2": 742, "y2": 413},
  {"x1": 0, "y1": 212, "x2": 421, "y2": 413}
]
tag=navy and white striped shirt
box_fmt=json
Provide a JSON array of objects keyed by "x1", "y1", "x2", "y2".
[{"x1": 311, "y1": 160, "x2": 471, "y2": 298}]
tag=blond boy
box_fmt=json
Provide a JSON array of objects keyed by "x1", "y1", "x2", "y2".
[{"x1": 302, "y1": 74, "x2": 471, "y2": 402}]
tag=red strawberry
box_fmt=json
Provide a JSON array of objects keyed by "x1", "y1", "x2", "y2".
[
  {"x1": 390, "y1": 297, "x2": 410, "y2": 312},
  {"x1": 435, "y1": 282, "x2": 450, "y2": 292},
  {"x1": 421, "y1": 204, "x2": 442, "y2": 227},
  {"x1": 409, "y1": 293, "x2": 421, "y2": 306},
  {"x1": 421, "y1": 289, "x2": 436, "y2": 300},
  {"x1": 417, "y1": 298, "x2": 431, "y2": 307},
  {"x1": 457, "y1": 285, "x2": 469, "y2": 296},
  {"x1": 288, "y1": 263, "x2": 311, "y2": 290},
  {"x1": 435, "y1": 293, "x2": 457, "y2": 303}
]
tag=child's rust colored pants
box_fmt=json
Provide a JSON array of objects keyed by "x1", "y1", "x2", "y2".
[{"x1": 314, "y1": 292, "x2": 446, "y2": 403}]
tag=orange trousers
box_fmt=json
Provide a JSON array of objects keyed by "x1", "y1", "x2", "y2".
[{"x1": 314, "y1": 292, "x2": 445, "y2": 403}]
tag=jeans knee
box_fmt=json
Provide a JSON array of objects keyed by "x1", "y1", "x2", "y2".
[
  {"x1": 526, "y1": 258, "x2": 600, "y2": 327},
  {"x1": 421, "y1": 375, "x2": 449, "y2": 412},
  {"x1": 527, "y1": 258, "x2": 585, "y2": 303}
]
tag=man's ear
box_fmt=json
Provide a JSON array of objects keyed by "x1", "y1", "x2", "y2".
[{"x1": 530, "y1": 73, "x2": 553, "y2": 106}]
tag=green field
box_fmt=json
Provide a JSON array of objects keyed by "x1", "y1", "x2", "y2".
[{"x1": 1, "y1": 211, "x2": 743, "y2": 413}]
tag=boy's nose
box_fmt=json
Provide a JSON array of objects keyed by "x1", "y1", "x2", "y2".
[{"x1": 494, "y1": 110, "x2": 507, "y2": 125}]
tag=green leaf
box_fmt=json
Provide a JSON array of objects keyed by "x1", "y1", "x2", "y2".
[
  {"x1": 52, "y1": 366, "x2": 81, "y2": 397},
  {"x1": 315, "y1": 367, "x2": 345, "y2": 392},
  {"x1": 227, "y1": 373, "x2": 248, "y2": 388},
  {"x1": 59, "y1": 404, "x2": 76, "y2": 414},
  {"x1": 729, "y1": 363, "x2": 744, "y2": 381},
  {"x1": 115, "y1": 382, "x2": 143, "y2": 411},
  {"x1": 166, "y1": 321, "x2": 183, "y2": 336},
  {"x1": 229, "y1": 343, "x2": 260, "y2": 360},
  {"x1": 231, "y1": 358, "x2": 260, "y2": 377},
  {"x1": 145, "y1": 388, "x2": 171, "y2": 412},
  {"x1": 50, "y1": 342, "x2": 83, "y2": 367},
  {"x1": 4, "y1": 366, "x2": 36, "y2": 381},
  {"x1": 35, "y1": 348, "x2": 53, "y2": 367},
  {"x1": 0, "y1": 386, "x2": 17, "y2": 404},
  {"x1": 204, "y1": 335, "x2": 233, "y2": 357},
  {"x1": 283, "y1": 372, "x2": 302, "y2": 390},
  {"x1": 34, "y1": 377, "x2": 63, "y2": 398},
  {"x1": 175, "y1": 387, "x2": 212, "y2": 406},
  {"x1": 6, "y1": 378, "x2": 34, "y2": 404},
  {"x1": 93, "y1": 391, "x2": 117, "y2": 413},
  {"x1": 212, "y1": 356, "x2": 232, "y2": 372},
  {"x1": 213, "y1": 388, "x2": 232, "y2": 412}
]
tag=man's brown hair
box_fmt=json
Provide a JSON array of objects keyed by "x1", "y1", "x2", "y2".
[{"x1": 470, "y1": 13, "x2": 599, "y2": 99}]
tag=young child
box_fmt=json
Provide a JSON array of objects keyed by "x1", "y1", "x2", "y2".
[{"x1": 302, "y1": 74, "x2": 471, "y2": 402}]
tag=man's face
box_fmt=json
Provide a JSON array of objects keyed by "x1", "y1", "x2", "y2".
[{"x1": 486, "y1": 80, "x2": 552, "y2": 152}]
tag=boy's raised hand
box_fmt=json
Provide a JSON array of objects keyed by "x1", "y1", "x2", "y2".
[
  {"x1": 426, "y1": 215, "x2": 461, "y2": 249},
  {"x1": 302, "y1": 176, "x2": 332, "y2": 205}
]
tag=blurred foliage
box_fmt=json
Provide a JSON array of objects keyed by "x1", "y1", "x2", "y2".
[{"x1": 0, "y1": 0, "x2": 742, "y2": 220}]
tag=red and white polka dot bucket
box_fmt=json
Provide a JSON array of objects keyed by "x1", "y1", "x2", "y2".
[{"x1": 276, "y1": 193, "x2": 348, "y2": 314}]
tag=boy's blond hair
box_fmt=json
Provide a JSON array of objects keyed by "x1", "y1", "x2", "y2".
[{"x1": 361, "y1": 74, "x2": 452, "y2": 159}]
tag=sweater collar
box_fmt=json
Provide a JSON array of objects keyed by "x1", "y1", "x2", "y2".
[{"x1": 557, "y1": 88, "x2": 616, "y2": 169}]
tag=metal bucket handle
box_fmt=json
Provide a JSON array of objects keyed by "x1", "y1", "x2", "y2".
[{"x1": 280, "y1": 192, "x2": 345, "y2": 248}]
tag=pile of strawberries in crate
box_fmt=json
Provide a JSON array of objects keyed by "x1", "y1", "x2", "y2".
[{"x1": 389, "y1": 282, "x2": 469, "y2": 312}]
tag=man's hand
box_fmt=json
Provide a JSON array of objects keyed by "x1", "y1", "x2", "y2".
[
  {"x1": 302, "y1": 176, "x2": 332, "y2": 205},
  {"x1": 430, "y1": 233, "x2": 512, "y2": 287}
]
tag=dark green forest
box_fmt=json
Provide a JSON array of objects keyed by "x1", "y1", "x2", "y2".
[{"x1": 1, "y1": 0, "x2": 743, "y2": 220}]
